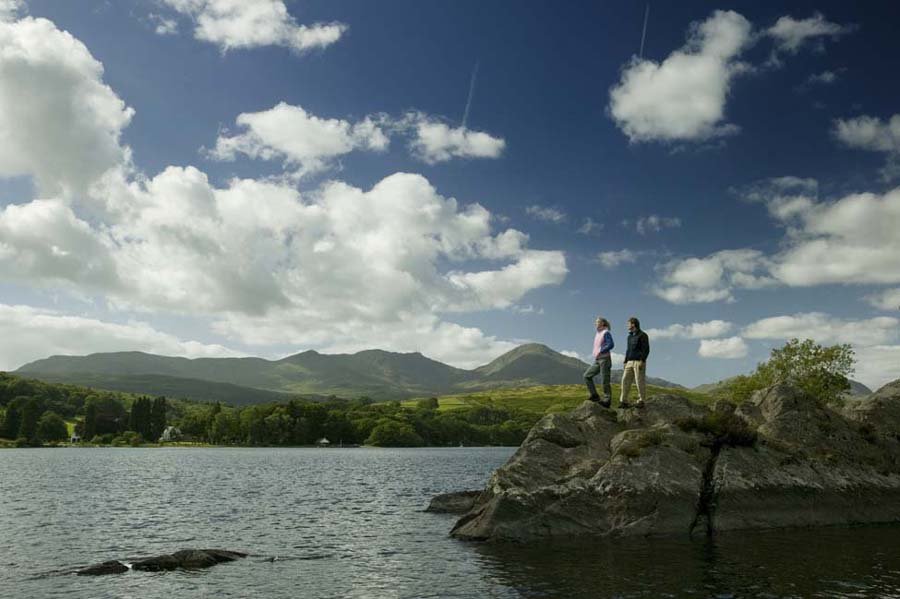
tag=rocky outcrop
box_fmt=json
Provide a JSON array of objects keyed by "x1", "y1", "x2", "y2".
[
  {"x1": 426, "y1": 490, "x2": 482, "y2": 514},
  {"x1": 449, "y1": 381, "x2": 900, "y2": 542},
  {"x1": 76, "y1": 549, "x2": 247, "y2": 575}
]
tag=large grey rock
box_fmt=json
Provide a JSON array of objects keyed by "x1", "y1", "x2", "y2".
[{"x1": 449, "y1": 381, "x2": 900, "y2": 542}]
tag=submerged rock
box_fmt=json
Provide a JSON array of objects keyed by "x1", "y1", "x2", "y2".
[
  {"x1": 426, "y1": 490, "x2": 482, "y2": 514},
  {"x1": 76, "y1": 560, "x2": 129, "y2": 576},
  {"x1": 449, "y1": 381, "x2": 900, "y2": 542},
  {"x1": 77, "y1": 549, "x2": 248, "y2": 575}
]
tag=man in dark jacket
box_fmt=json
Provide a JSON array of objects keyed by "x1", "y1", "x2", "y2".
[{"x1": 619, "y1": 316, "x2": 649, "y2": 408}]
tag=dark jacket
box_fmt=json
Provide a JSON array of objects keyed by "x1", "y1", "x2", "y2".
[{"x1": 624, "y1": 329, "x2": 650, "y2": 362}]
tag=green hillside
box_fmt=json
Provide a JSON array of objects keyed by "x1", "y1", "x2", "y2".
[
  {"x1": 21, "y1": 372, "x2": 306, "y2": 406},
  {"x1": 16, "y1": 343, "x2": 684, "y2": 404},
  {"x1": 403, "y1": 382, "x2": 710, "y2": 415}
]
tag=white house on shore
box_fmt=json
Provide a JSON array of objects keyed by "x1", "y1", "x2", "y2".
[{"x1": 159, "y1": 426, "x2": 182, "y2": 443}]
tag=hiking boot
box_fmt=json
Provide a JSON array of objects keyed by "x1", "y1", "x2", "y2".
[
  {"x1": 587, "y1": 395, "x2": 602, "y2": 403},
  {"x1": 619, "y1": 401, "x2": 632, "y2": 409},
  {"x1": 636, "y1": 400, "x2": 646, "y2": 409},
  {"x1": 599, "y1": 399, "x2": 611, "y2": 409}
]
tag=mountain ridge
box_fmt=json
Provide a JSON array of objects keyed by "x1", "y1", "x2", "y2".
[{"x1": 15, "y1": 344, "x2": 681, "y2": 403}]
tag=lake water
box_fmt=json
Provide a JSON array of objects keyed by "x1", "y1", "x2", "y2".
[{"x1": 2, "y1": 447, "x2": 900, "y2": 598}]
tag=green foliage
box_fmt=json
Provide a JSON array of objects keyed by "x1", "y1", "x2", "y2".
[
  {"x1": 84, "y1": 395, "x2": 127, "y2": 436},
  {"x1": 83, "y1": 401, "x2": 97, "y2": 441},
  {"x1": 37, "y1": 411, "x2": 68, "y2": 443},
  {"x1": 18, "y1": 398, "x2": 42, "y2": 444},
  {"x1": 365, "y1": 418, "x2": 424, "y2": 447},
  {"x1": 416, "y1": 397, "x2": 439, "y2": 410},
  {"x1": 0, "y1": 372, "x2": 691, "y2": 449},
  {"x1": 129, "y1": 397, "x2": 153, "y2": 440},
  {"x1": 112, "y1": 431, "x2": 144, "y2": 447},
  {"x1": 2, "y1": 397, "x2": 26, "y2": 438},
  {"x1": 149, "y1": 396, "x2": 168, "y2": 442},
  {"x1": 724, "y1": 339, "x2": 855, "y2": 405}
]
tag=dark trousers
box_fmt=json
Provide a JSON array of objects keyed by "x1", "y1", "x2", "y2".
[{"x1": 584, "y1": 355, "x2": 612, "y2": 399}]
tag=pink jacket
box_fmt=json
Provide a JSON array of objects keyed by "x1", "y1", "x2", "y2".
[{"x1": 592, "y1": 329, "x2": 614, "y2": 359}]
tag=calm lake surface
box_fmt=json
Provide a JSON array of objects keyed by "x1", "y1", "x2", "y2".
[{"x1": 2, "y1": 447, "x2": 900, "y2": 598}]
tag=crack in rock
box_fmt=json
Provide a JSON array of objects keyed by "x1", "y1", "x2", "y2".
[{"x1": 689, "y1": 443, "x2": 722, "y2": 538}]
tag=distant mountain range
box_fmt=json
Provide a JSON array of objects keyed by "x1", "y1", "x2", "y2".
[{"x1": 14, "y1": 344, "x2": 682, "y2": 404}]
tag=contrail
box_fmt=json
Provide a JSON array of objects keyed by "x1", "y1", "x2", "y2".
[
  {"x1": 462, "y1": 61, "x2": 479, "y2": 129},
  {"x1": 639, "y1": 3, "x2": 650, "y2": 59}
]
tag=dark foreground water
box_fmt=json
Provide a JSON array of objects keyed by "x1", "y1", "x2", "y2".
[{"x1": 2, "y1": 448, "x2": 900, "y2": 599}]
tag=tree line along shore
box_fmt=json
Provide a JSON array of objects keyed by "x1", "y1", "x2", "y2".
[{"x1": 0, "y1": 339, "x2": 857, "y2": 449}]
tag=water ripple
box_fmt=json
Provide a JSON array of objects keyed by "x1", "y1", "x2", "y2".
[{"x1": 2, "y1": 447, "x2": 900, "y2": 598}]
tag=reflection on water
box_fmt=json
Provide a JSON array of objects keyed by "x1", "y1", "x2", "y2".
[
  {"x1": 473, "y1": 525, "x2": 900, "y2": 598},
  {"x1": 1, "y1": 447, "x2": 899, "y2": 598}
]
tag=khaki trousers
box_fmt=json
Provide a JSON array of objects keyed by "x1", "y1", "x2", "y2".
[{"x1": 620, "y1": 360, "x2": 646, "y2": 404}]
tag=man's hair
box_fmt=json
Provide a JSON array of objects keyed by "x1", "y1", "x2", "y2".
[
  {"x1": 628, "y1": 316, "x2": 641, "y2": 329},
  {"x1": 596, "y1": 317, "x2": 610, "y2": 328}
]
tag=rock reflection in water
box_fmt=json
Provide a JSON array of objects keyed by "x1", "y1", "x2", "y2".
[{"x1": 471, "y1": 525, "x2": 900, "y2": 598}]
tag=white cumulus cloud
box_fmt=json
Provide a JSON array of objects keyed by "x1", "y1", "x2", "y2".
[
  {"x1": 834, "y1": 114, "x2": 900, "y2": 181},
  {"x1": 656, "y1": 183, "x2": 900, "y2": 303},
  {"x1": 0, "y1": 15, "x2": 134, "y2": 196},
  {"x1": 742, "y1": 313, "x2": 900, "y2": 347},
  {"x1": 767, "y1": 12, "x2": 854, "y2": 55},
  {"x1": 595, "y1": 249, "x2": 637, "y2": 269},
  {"x1": 402, "y1": 112, "x2": 506, "y2": 164},
  {"x1": 0, "y1": 198, "x2": 119, "y2": 290},
  {"x1": 0, "y1": 0, "x2": 24, "y2": 21},
  {"x1": 211, "y1": 102, "x2": 389, "y2": 177},
  {"x1": 866, "y1": 288, "x2": 900, "y2": 312},
  {"x1": 525, "y1": 204, "x2": 567, "y2": 224},
  {"x1": 608, "y1": 10, "x2": 752, "y2": 143},
  {"x1": 648, "y1": 320, "x2": 733, "y2": 340},
  {"x1": 654, "y1": 249, "x2": 774, "y2": 304},
  {"x1": 160, "y1": 0, "x2": 346, "y2": 52},
  {"x1": 0, "y1": 7, "x2": 559, "y2": 371},
  {"x1": 771, "y1": 187, "x2": 900, "y2": 286},
  {"x1": 698, "y1": 336, "x2": 748, "y2": 359}
]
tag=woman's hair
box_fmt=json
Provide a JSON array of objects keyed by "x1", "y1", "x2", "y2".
[
  {"x1": 628, "y1": 316, "x2": 641, "y2": 329},
  {"x1": 596, "y1": 317, "x2": 610, "y2": 328}
]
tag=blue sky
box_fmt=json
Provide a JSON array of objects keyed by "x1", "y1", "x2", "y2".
[{"x1": 1, "y1": 0, "x2": 898, "y2": 388}]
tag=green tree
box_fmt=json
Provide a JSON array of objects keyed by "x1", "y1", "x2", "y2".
[
  {"x1": 1, "y1": 397, "x2": 26, "y2": 439},
  {"x1": 84, "y1": 396, "x2": 126, "y2": 436},
  {"x1": 19, "y1": 398, "x2": 43, "y2": 443},
  {"x1": 210, "y1": 411, "x2": 240, "y2": 444},
  {"x1": 365, "y1": 418, "x2": 424, "y2": 447},
  {"x1": 726, "y1": 338, "x2": 855, "y2": 404},
  {"x1": 416, "y1": 397, "x2": 439, "y2": 410},
  {"x1": 83, "y1": 401, "x2": 97, "y2": 441},
  {"x1": 149, "y1": 396, "x2": 168, "y2": 441},
  {"x1": 37, "y1": 411, "x2": 68, "y2": 443},
  {"x1": 129, "y1": 397, "x2": 152, "y2": 439}
]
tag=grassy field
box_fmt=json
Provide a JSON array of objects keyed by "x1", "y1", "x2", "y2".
[{"x1": 402, "y1": 383, "x2": 711, "y2": 415}]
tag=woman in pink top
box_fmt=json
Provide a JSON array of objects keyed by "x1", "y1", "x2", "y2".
[{"x1": 584, "y1": 317, "x2": 614, "y2": 407}]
